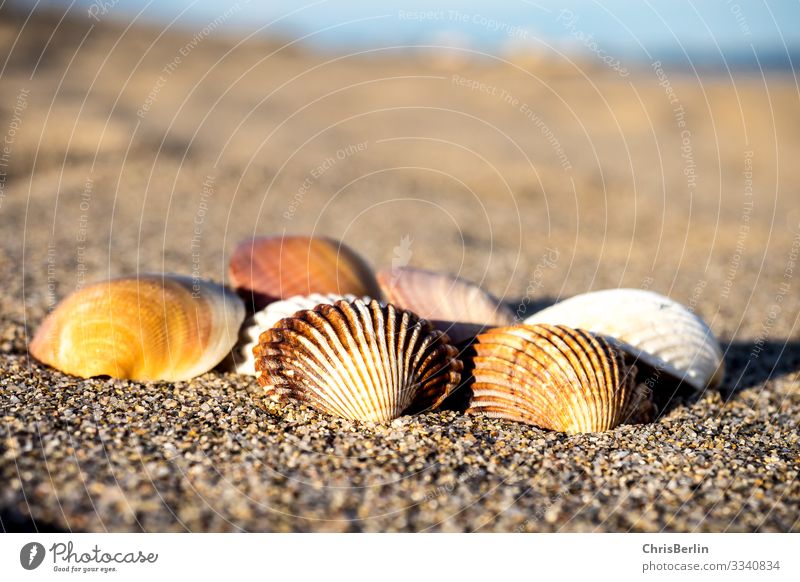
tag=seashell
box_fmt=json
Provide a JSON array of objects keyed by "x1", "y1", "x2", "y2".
[
  {"x1": 377, "y1": 267, "x2": 514, "y2": 344},
  {"x1": 29, "y1": 275, "x2": 245, "y2": 381},
  {"x1": 229, "y1": 235, "x2": 381, "y2": 311},
  {"x1": 524, "y1": 289, "x2": 724, "y2": 392},
  {"x1": 233, "y1": 292, "x2": 364, "y2": 376},
  {"x1": 253, "y1": 298, "x2": 463, "y2": 422},
  {"x1": 466, "y1": 324, "x2": 653, "y2": 434}
]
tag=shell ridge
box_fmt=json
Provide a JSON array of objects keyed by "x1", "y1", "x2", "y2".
[
  {"x1": 264, "y1": 331, "x2": 356, "y2": 419},
  {"x1": 389, "y1": 304, "x2": 410, "y2": 415},
  {"x1": 595, "y1": 335, "x2": 625, "y2": 429},
  {"x1": 525, "y1": 325, "x2": 587, "y2": 431},
  {"x1": 469, "y1": 368, "x2": 550, "y2": 421},
  {"x1": 570, "y1": 327, "x2": 619, "y2": 431},
  {"x1": 588, "y1": 330, "x2": 625, "y2": 429},
  {"x1": 560, "y1": 326, "x2": 606, "y2": 434},
  {"x1": 573, "y1": 329, "x2": 613, "y2": 430},
  {"x1": 236, "y1": 292, "x2": 359, "y2": 375},
  {"x1": 351, "y1": 300, "x2": 391, "y2": 420},
  {"x1": 340, "y1": 300, "x2": 389, "y2": 420},
  {"x1": 399, "y1": 317, "x2": 426, "y2": 411},
  {"x1": 538, "y1": 325, "x2": 598, "y2": 432},
  {"x1": 474, "y1": 334, "x2": 565, "y2": 415},
  {"x1": 368, "y1": 300, "x2": 395, "y2": 419},
  {"x1": 406, "y1": 334, "x2": 439, "y2": 381},
  {"x1": 473, "y1": 339, "x2": 562, "y2": 421},
  {"x1": 270, "y1": 315, "x2": 358, "y2": 417},
  {"x1": 469, "y1": 386, "x2": 546, "y2": 425},
  {"x1": 384, "y1": 303, "x2": 401, "y2": 417},
  {"x1": 316, "y1": 303, "x2": 374, "y2": 420},
  {"x1": 410, "y1": 339, "x2": 459, "y2": 413},
  {"x1": 393, "y1": 309, "x2": 414, "y2": 412}
]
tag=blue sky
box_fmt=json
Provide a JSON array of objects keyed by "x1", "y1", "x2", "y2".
[{"x1": 39, "y1": 0, "x2": 800, "y2": 68}]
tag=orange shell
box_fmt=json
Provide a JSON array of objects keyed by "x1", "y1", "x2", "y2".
[
  {"x1": 466, "y1": 324, "x2": 653, "y2": 433},
  {"x1": 29, "y1": 275, "x2": 245, "y2": 381},
  {"x1": 229, "y1": 235, "x2": 381, "y2": 311}
]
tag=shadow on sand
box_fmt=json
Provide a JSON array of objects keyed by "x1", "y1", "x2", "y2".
[
  {"x1": 0, "y1": 507, "x2": 66, "y2": 533},
  {"x1": 719, "y1": 339, "x2": 800, "y2": 398}
]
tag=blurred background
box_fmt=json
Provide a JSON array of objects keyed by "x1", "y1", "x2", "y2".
[
  {"x1": 1, "y1": 0, "x2": 799, "y2": 343},
  {"x1": 31, "y1": 0, "x2": 800, "y2": 68}
]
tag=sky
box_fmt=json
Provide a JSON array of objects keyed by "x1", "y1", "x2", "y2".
[{"x1": 34, "y1": 0, "x2": 800, "y2": 69}]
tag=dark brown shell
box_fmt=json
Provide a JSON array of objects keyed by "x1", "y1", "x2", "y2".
[
  {"x1": 466, "y1": 324, "x2": 653, "y2": 433},
  {"x1": 254, "y1": 299, "x2": 463, "y2": 421}
]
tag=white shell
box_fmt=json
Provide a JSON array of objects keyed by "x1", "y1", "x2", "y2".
[
  {"x1": 524, "y1": 289, "x2": 724, "y2": 392},
  {"x1": 233, "y1": 293, "x2": 363, "y2": 375}
]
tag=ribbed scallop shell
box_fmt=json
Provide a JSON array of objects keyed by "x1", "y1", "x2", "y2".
[
  {"x1": 377, "y1": 267, "x2": 514, "y2": 343},
  {"x1": 29, "y1": 275, "x2": 245, "y2": 381},
  {"x1": 467, "y1": 324, "x2": 653, "y2": 434},
  {"x1": 233, "y1": 293, "x2": 362, "y2": 376},
  {"x1": 229, "y1": 235, "x2": 381, "y2": 311},
  {"x1": 524, "y1": 289, "x2": 724, "y2": 392},
  {"x1": 254, "y1": 298, "x2": 463, "y2": 421}
]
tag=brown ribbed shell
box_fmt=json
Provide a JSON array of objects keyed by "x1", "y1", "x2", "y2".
[
  {"x1": 229, "y1": 235, "x2": 381, "y2": 311},
  {"x1": 466, "y1": 324, "x2": 653, "y2": 434},
  {"x1": 254, "y1": 299, "x2": 463, "y2": 422}
]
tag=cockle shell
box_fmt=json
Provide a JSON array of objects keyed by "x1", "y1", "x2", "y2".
[
  {"x1": 524, "y1": 289, "x2": 724, "y2": 392},
  {"x1": 29, "y1": 275, "x2": 245, "y2": 381},
  {"x1": 466, "y1": 324, "x2": 653, "y2": 434},
  {"x1": 253, "y1": 298, "x2": 463, "y2": 421},
  {"x1": 233, "y1": 293, "x2": 364, "y2": 376},
  {"x1": 377, "y1": 267, "x2": 514, "y2": 344},
  {"x1": 229, "y1": 235, "x2": 381, "y2": 311}
]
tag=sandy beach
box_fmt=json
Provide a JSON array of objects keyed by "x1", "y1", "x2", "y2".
[{"x1": 1, "y1": 7, "x2": 798, "y2": 532}]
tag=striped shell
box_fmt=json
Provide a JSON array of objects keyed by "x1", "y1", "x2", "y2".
[
  {"x1": 377, "y1": 267, "x2": 514, "y2": 343},
  {"x1": 29, "y1": 275, "x2": 245, "y2": 381},
  {"x1": 524, "y1": 289, "x2": 724, "y2": 392},
  {"x1": 233, "y1": 293, "x2": 362, "y2": 376},
  {"x1": 229, "y1": 235, "x2": 381, "y2": 311},
  {"x1": 254, "y1": 298, "x2": 463, "y2": 422},
  {"x1": 467, "y1": 324, "x2": 653, "y2": 434}
]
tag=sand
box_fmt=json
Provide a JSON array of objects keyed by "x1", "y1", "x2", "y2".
[{"x1": 1, "y1": 7, "x2": 798, "y2": 532}]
